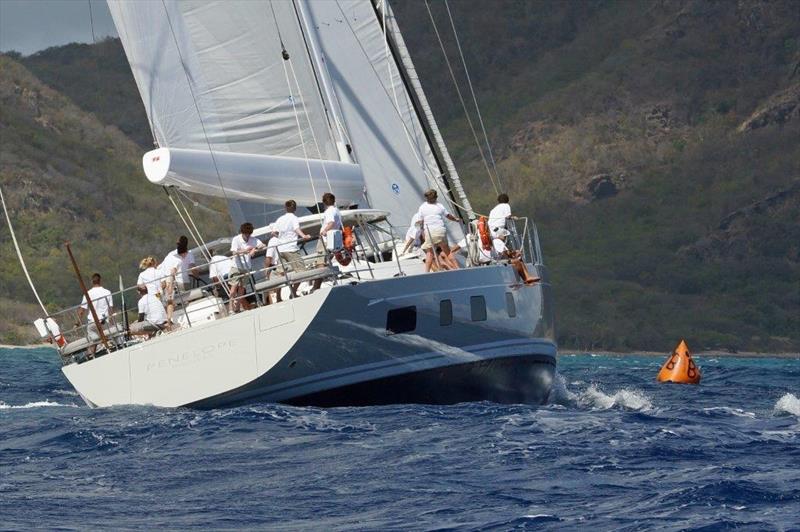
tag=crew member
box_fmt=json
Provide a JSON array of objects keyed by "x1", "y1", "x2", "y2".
[
  {"x1": 417, "y1": 189, "x2": 459, "y2": 272},
  {"x1": 274, "y1": 200, "x2": 311, "y2": 298},
  {"x1": 229, "y1": 222, "x2": 266, "y2": 312},
  {"x1": 488, "y1": 193, "x2": 512, "y2": 232},
  {"x1": 136, "y1": 256, "x2": 161, "y2": 298},
  {"x1": 130, "y1": 285, "x2": 167, "y2": 338},
  {"x1": 312, "y1": 192, "x2": 343, "y2": 291},
  {"x1": 160, "y1": 241, "x2": 190, "y2": 325},
  {"x1": 76, "y1": 273, "x2": 114, "y2": 356}
]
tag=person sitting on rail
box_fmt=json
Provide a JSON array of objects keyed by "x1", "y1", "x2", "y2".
[
  {"x1": 208, "y1": 254, "x2": 232, "y2": 300},
  {"x1": 160, "y1": 242, "x2": 191, "y2": 326},
  {"x1": 76, "y1": 272, "x2": 113, "y2": 356},
  {"x1": 274, "y1": 199, "x2": 312, "y2": 298},
  {"x1": 417, "y1": 189, "x2": 459, "y2": 272},
  {"x1": 492, "y1": 228, "x2": 519, "y2": 261},
  {"x1": 312, "y1": 192, "x2": 343, "y2": 292},
  {"x1": 136, "y1": 256, "x2": 162, "y2": 299},
  {"x1": 488, "y1": 193, "x2": 512, "y2": 233},
  {"x1": 401, "y1": 212, "x2": 422, "y2": 256},
  {"x1": 229, "y1": 222, "x2": 266, "y2": 313},
  {"x1": 130, "y1": 285, "x2": 167, "y2": 338}
]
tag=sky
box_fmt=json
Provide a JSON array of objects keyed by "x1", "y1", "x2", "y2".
[{"x1": 0, "y1": 0, "x2": 117, "y2": 55}]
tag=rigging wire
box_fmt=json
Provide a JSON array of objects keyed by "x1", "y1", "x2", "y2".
[
  {"x1": 443, "y1": 0, "x2": 502, "y2": 190},
  {"x1": 423, "y1": 0, "x2": 499, "y2": 195},
  {"x1": 87, "y1": 0, "x2": 96, "y2": 44},
  {"x1": 0, "y1": 185, "x2": 48, "y2": 315},
  {"x1": 269, "y1": 1, "x2": 320, "y2": 208},
  {"x1": 160, "y1": 0, "x2": 234, "y2": 226}
]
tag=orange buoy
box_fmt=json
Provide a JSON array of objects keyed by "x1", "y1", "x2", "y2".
[{"x1": 656, "y1": 339, "x2": 701, "y2": 384}]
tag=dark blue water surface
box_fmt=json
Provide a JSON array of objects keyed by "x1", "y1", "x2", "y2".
[{"x1": 1, "y1": 347, "x2": 798, "y2": 530}]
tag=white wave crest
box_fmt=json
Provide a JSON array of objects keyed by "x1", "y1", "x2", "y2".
[
  {"x1": 0, "y1": 400, "x2": 77, "y2": 410},
  {"x1": 774, "y1": 393, "x2": 800, "y2": 417},
  {"x1": 580, "y1": 385, "x2": 653, "y2": 411},
  {"x1": 546, "y1": 374, "x2": 653, "y2": 412}
]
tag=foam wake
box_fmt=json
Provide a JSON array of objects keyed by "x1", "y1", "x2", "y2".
[
  {"x1": 546, "y1": 373, "x2": 653, "y2": 411},
  {"x1": 773, "y1": 393, "x2": 800, "y2": 417},
  {"x1": 0, "y1": 400, "x2": 77, "y2": 410},
  {"x1": 580, "y1": 385, "x2": 653, "y2": 411}
]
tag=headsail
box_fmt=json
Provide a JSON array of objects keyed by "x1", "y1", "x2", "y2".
[{"x1": 303, "y1": 0, "x2": 467, "y2": 232}]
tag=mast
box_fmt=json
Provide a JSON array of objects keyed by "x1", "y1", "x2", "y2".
[{"x1": 370, "y1": 0, "x2": 473, "y2": 223}]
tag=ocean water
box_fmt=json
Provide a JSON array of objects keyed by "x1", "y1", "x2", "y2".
[{"x1": 1, "y1": 348, "x2": 798, "y2": 530}]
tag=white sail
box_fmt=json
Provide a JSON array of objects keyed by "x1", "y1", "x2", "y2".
[
  {"x1": 107, "y1": 0, "x2": 337, "y2": 161},
  {"x1": 303, "y1": 0, "x2": 464, "y2": 231},
  {"x1": 108, "y1": 0, "x2": 470, "y2": 234}
]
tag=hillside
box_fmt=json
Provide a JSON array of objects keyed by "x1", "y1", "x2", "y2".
[
  {"x1": 2, "y1": 0, "x2": 799, "y2": 350},
  {"x1": 0, "y1": 55, "x2": 226, "y2": 344}
]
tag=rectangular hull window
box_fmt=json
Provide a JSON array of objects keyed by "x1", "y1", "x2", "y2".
[
  {"x1": 386, "y1": 306, "x2": 417, "y2": 335},
  {"x1": 440, "y1": 299, "x2": 453, "y2": 326},
  {"x1": 505, "y1": 292, "x2": 517, "y2": 318},
  {"x1": 470, "y1": 296, "x2": 487, "y2": 322}
]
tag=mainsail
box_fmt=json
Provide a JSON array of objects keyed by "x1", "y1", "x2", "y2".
[{"x1": 109, "y1": 0, "x2": 470, "y2": 233}]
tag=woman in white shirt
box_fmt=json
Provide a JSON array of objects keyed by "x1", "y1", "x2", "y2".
[{"x1": 417, "y1": 189, "x2": 459, "y2": 272}]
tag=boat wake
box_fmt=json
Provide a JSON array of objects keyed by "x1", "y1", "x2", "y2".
[
  {"x1": 546, "y1": 372, "x2": 653, "y2": 411},
  {"x1": 0, "y1": 400, "x2": 79, "y2": 410},
  {"x1": 773, "y1": 393, "x2": 800, "y2": 417}
]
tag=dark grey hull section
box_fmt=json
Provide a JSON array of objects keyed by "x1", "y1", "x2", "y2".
[
  {"x1": 284, "y1": 354, "x2": 556, "y2": 407},
  {"x1": 190, "y1": 263, "x2": 557, "y2": 409}
]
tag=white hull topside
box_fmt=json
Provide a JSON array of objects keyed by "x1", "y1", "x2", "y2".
[{"x1": 62, "y1": 263, "x2": 557, "y2": 408}]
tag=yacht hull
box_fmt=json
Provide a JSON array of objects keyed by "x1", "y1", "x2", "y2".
[{"x1": 62, "y1": 264, "x2": 556, "y2": 408}]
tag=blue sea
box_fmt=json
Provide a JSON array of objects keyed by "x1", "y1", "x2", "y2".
[{"x1": 1, "y1": 347, "x2": 798, "y2": 530}]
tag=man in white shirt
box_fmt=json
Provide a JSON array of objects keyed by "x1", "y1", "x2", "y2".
[
  {"x1": 417, "y1": 189, "x2": 459, "y2": 272},
  {"x1": 274, "y1": 199, "x2": 311, "y2": 298},
  {"x1": 160, "y1": 236, "x2": 197, "y2": 290},
  {"x1": 136, "y1": 256, "x2": 162, "y2": 298},
  {"x1": 492, "y1": 228, "x2": 516, "y2": 260},
  {"x1": 488, "y1": 193, "x2": 512, "y2": 232},
  {"x1": 130, "y1": 285, "x2": 167, "y2": 338},
  {"x1": 229, "y1": 222, "x2": 266, "y2": 312},
  {"x1": 160, "y1": 241, "x2": 191, "y2": 325},
  {"x1": 77, "y1": 273, "x2": 114, "y2": 355},
  {"x1": 207, "y1": 254, "x2": 232, "y2": 298},
  {"x1": 312, "y1": 192, "x2": 343, "y2": 290}
]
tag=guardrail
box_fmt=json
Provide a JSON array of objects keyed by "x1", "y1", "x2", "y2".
[{"x1": 46, "y1": 215, "x2": 544, "y2": 364}]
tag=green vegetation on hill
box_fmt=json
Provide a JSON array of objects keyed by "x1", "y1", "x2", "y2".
[
  {"x1": 1, "y1": 0, "x2": 798, "y2": 350},
  {"x1": 0, "y1": 55, "x2": 226, "y2": 344}
]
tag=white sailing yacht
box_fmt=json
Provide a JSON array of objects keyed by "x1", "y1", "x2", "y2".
[{"x1": 40, "y1": 0, "x2": 557, "y2": 408}]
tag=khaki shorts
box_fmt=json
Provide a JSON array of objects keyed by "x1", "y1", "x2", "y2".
[
  {"x1": 228, "y1": 266, "x2": 249, "y2": 286},
  {"x1": 130, "y1": 321, "x2": 163, "y2": 335},
  {"x1": 421, "y1": 226, "x2": 447, "y2": 251},
  {"x1": 280, "y1": 251, "x2": 308, "y2": 272}
]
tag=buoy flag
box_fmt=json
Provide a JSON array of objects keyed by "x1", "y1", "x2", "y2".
[{"x1": 657, "y1": 339, "x2": 701, "y2": 384}]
